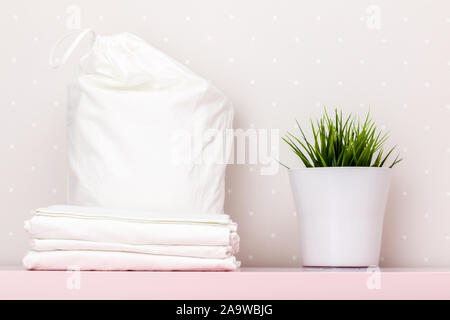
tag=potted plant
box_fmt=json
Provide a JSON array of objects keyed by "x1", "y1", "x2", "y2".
[{"x1": 282, "y1": 109, "x2": 402, "y2": 267}]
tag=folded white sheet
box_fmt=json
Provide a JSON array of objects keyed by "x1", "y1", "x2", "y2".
[
  {"x1": 25, "y1": 215, "x2": 239, "y2": 246},
  {"x1": 24, "y1": 205, "x2": 240, "y2": 271},
  {"x1": 23, "y1": 250, "x2": 239, "y2": 271},
  {"x1": 35, "y1": 205, "x2": 233, "y2": 224},
  {"x1": 31, "y1": 239, "x2": 236, "y2": 259}
]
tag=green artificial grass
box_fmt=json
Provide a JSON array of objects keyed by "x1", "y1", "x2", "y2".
[{"x1": 282, "y1": 108, "x2": 402, "y2": 168}]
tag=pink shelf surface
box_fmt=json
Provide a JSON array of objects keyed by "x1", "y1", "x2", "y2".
[{"x1": 1, "y1": 267, "x2": 450, "y2": 300}]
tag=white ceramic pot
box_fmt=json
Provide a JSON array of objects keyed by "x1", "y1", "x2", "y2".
[{"x1": 289, "y1": 167, "x2": 392, "y2": 267}]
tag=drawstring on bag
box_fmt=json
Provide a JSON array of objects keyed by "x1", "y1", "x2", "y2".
[{"x1": 49, "y1": 28, "x2": 96, "y2": 69}]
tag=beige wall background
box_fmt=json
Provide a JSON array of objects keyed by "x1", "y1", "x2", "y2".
[{"x1": 1, "y1": 0, "x2": 450, "y2": 267}]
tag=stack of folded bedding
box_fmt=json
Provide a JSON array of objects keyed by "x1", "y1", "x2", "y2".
[{"x1": 23, "y1": 205, "x2": 240, "y2": 271}]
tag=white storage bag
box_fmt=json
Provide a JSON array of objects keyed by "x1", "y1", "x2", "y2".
[{"x1": 50, "y1": 29, "x2": 234, "y2": 214}]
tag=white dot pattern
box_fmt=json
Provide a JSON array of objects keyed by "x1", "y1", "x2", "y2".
[{"x1": 2, "y1": 2, "x2": 450, "y2": 268}]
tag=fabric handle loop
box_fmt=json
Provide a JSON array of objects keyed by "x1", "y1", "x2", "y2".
[{"x1": 49, "y1": 28, "x2": 96, "y2": 69}]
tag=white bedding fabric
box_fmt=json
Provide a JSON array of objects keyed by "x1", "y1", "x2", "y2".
[
  {"x1": 30, "y1": 239, "x2": 235, "y2": 259},
  {"x1": 25, "y1": 215, "x2": 238, "y2": 246},
  {"x1": 24, "y1": 205, "x2": 240, "y2": 271},
  {"x1": 35, "y1": 205, "x2": 233, "y2": 224},
  {"x1": 23, "y1": 250, "x2": 239, "y2": 271}
]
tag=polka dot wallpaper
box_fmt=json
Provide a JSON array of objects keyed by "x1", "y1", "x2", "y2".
[{"x1": 1, "y1": 0, "x2": 450, "y2": 267}]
